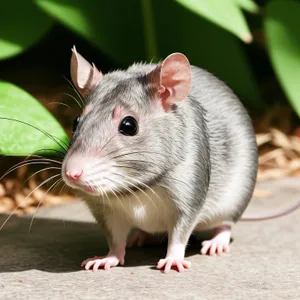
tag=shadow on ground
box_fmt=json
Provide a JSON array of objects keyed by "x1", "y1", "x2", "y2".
[
  {"x1": 1, "y1": 178, "x2": 300, "y2": 300},
  {"x1": 0, "y1": 215, "x2": 212, "y2": 273}
]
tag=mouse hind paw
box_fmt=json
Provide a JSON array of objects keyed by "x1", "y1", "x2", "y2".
[
  {"x1": 200, "y1": 225, "x2": 231, "y2": 256},
  {"x1": 126, "y1": 229, "x2": 159, "y2": 248}
]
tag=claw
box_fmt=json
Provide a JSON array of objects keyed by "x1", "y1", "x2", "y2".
[
  {"x1": 156, "y1": 257, "x2": 191, "y2": 273},
  {"x1": 81, "y1": 255, "x2": 121, "y2": 271},
  {"x1": 200, "y1": 225, "x2": 231, "y2": 256}
]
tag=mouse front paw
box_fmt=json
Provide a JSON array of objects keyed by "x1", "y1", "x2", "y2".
[
  {"x1": 81, "y1": 254, "x2": 123, "y2": 271},
  {"x1": 156, "y1": 257, "x2": 191, "y2": 274}
]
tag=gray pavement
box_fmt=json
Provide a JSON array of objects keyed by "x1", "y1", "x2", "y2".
[{"x1": 1, "y1": 178, "x2": 300, "y2": 300}]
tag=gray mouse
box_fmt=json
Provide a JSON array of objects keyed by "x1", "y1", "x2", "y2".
[{"x1": 62, "y1": 46, "x2": 259, "y2": 273}]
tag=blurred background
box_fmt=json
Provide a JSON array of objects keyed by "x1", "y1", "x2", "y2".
[{"x1": 1, "y1": 0, "x2": 300, "y2": 216}]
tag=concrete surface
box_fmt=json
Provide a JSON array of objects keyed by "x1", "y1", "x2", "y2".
[{"x1": 1, "y1": 178, "x2": 300, "y2": 300}]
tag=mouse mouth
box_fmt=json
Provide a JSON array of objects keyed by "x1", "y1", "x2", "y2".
[
  {"x1": 71, "y1": 182, "x2": 97, "y2": 194},
  {"x1": 81, "y1": 183, "x2": 105, "y2": 195},
  {"x1": 62, "y1": 175, "x2": 99, "y2": 195},
  {"x1": 62, "y1": 155, "x2": 134, "y2": 197},
  {"x1": 75, "y1": 181, "x2": 108, "y2": 196},
  {"x1": 82, "y1": 185, "x2": 94, "y2": 193},
  {"x1": 62, "y1": 155, "x2": 120, "y2": 196}
]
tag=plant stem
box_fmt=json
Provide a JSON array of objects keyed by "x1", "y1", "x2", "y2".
[{"x1": 141, "y1": 0, "x2": 158, "y2": 62}]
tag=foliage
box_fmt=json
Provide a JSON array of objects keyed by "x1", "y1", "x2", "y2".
[
  {"x1": 0, "y1": 1, "x2": 52, "y2": 60},
  {"x1": 264, "y1": 0, "x2": 300, "y2": 116},
  {"x1": 0, "y1": 81, "x2": 68, "y2": 156},
  {"x1": 35, "y1": 0, "x2": 262, "y2": 110},
  {"x1": 175, "y1": 0, "x2": 255, "y2": 43},
  {"x1": 0, "y1": 0, "x2": 299, "y2": 156}
]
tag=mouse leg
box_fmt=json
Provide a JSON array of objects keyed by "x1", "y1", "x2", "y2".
[
  {"x1": 81, "y1": 215, "x2": 132, "y2": 271},
  {"x1": 156, "y1": 218, "x2": 196, "y2": 274},
  {"x1": 156, "y1": 243, "x2": 191, "y2": 274},
  {"x1": 156, "y1": 167, "x2": 211, "y2": 273},
  {"x1": 127, "y1": 229, "x2": 164, "y2": 248},
  {"x1": 126, "y1": 229, "x2": 151, "y2": 247},
  {"x1": 200, "y1": 225, "x2": 231, "y2": 256}
]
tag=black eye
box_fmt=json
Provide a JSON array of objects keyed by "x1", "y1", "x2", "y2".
[
  {"x1": 119, "y1": 116, "x2": 138, "y2": 136},
  {"x1": 72, "y1": 116, "x2": 80, "y2": 132}
]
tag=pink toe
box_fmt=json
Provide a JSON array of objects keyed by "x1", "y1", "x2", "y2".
[
  {"x1": 183, "y1": 260, "x2": 191, "y2": 268},
  {"x1": 201, "y1": 243, "x2": 210, "y2": 255},
  {"x1": 217, "y1": 245, "x2": 223, "y2": 256},
  {"x1": 201, "y1": 240, "x2": 209, "y2": 246},
  {"x1": 176, "y1": 261, "x2": 185, "y2": 272},
  {"x1": 157, "y1": 259, "x2": 164, "y2": 269},
  {"x1": 209, "y1": 243, "x2": 217, "y2": 256},
  {"x1": 164, "y1": 260, "x2": 172, "y2": 273},
  {"x1": 85, "y1": 261, "x2": 93, "y2": 270},
  {"x1": 93, "y1": 261, "x2": 101, "y2": 272}
]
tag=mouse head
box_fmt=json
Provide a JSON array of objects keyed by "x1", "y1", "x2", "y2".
[{"x1": 62, "y1": 46, "x2": 192, "y2": 196}]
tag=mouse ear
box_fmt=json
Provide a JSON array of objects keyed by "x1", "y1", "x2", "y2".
[
  {"x1": 70, "y1": 45, "x2": 103, "y2": 96},
  {"x1": 148, "y1": 53, "x2": 192, "y2": 111}
]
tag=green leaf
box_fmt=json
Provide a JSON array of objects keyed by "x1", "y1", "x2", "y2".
[
  {"x1": 235, "y1": 0, "x2": 260, "y2": 13},
  {"x1": 174, "y1": 0, "x2": 253, "y2": 43},
  {"x1": 35, "y1": 0, "x2": 146, "y2": 65},
  {"x1": 141, "y1": 0, "x2": 159, "y2": 61},
  {"x1": 265, "y1": 0, "x2": 300, "y2": 116},
  {"x1": 35, "y1": 0, "x2": 262, "y2": 111},
  {"x1": 0, "y1": 81, "x2": 68, "y2": 156},
  {"x1": 0, "y1": 1, "x2": 53, "y2": 60},
  {"x1": 153, "y1": 0, "x2": 263, "y2": 111}
]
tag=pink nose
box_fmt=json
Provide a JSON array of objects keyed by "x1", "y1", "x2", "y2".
[{"x1": 66, "y1": 169, "x2": 83, "y2": 181}]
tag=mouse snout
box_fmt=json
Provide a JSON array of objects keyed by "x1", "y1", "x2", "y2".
[
  {"x1": 66, "y1": 169, "x2": 83, "y2": 181},
  {"x1": 62, "y1": 152, "x2": 117, "y2": 194},
  {"x1": 63, "y1": 155, "x2": 85, "y2": 183}
]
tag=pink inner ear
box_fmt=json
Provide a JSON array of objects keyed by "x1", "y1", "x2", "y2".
[
  {"x1": 160, "y1": 53, "x2": 192, "y2": 108},
  {"x1": 150, "y1": 53, "x2": 192, "y2": 111},
  {"x1": 70, "y1": 46, "x2": 103, "y2": 96}
]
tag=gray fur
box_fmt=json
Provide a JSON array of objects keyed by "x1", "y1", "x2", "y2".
[{"x1": 63, "y1": 61, "x2": 258, "y2": 255}]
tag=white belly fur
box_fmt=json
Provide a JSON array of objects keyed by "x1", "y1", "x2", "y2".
[
  {"x1": 85, "y1": 185, "x2": 232, "y2": 233},
  {"x1": 88, "y1": 185, "x2": 178, "y2": 233}
]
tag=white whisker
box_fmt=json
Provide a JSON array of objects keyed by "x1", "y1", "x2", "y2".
[
  {"x1": 28, "y1": 177, "x2": 62, "y2": 234},
  {"x1": 47, "y1": 102, "x2": 71, "y2": 109},
  {"x1": 59, "y1": 182, "x2": 67, "y2": 195},
  {"x1": 62, "y1": 92, "x2": 83, "y2": 109},
  {"x1": 26, "y1": 155, "x2": 63, "y2": 165},
  {"x1": 62, "y1": 75, "x2": 85, "y2": 107},
  {"x1": 24, "y1": 167, "x2": 62, "y2": 185},
  {"x1": 115, "y1": 176, "x2": 158, "y2": 213},
  {"x1": 1, "y1": 161, "x2": 52, "y2": 181},
  {"x1": 0, "y1": 173, "x2": 61, "y2": 231},
  {"x1": 104, "y1": 176, "x2": 143, "y2": 209},
  {"x1": 97, "y1": 134, "x2": 118, "y2": 156},
  {"x1": 102, "y1": 177, "x2": 129, "y2": 215},
  {"x1": 2, "y1": 157, "x2": 62, "y2": 178},
  {"x1": 104, "y1": 183, "x2": 127, "y2": 222}
]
